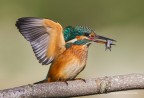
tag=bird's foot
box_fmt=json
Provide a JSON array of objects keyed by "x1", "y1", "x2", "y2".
[
  {"x1": 75, "y1": 78, "x2": 86, "y2": 83},
  {"x1": 64, "y1": 81, "x2": 69, "y2": 85},
  {"x1": 63, "y1": 78, "x2": 86, "y2": 85}
]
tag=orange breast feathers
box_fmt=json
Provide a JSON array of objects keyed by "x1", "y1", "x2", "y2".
[{"x1": 47, "y1": 44, "x2": 88, "y2": 82}]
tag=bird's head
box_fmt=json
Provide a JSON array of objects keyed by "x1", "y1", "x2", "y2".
[{"x1": 64, "y1": 26, "x2": 116, "y2": 50}]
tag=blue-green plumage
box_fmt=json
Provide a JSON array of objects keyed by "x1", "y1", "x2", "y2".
[
  {"x1": 64, "y1": 26, "x2": 93, "y2": 41},
  {"x1": 74, "y1": 39, "x2": 91, "y2": 45},
  {"x1": 65, "y1": 43, "x2": 72, "y2": 49}
]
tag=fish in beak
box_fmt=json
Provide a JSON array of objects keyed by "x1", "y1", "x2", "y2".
[{"x1": 91, "y1": 35, "x2": 116, "y2": 51}]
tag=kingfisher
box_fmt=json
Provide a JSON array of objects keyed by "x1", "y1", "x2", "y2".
[{"x1": 16, "y1": 17, "x2": 115, "y2": 83}]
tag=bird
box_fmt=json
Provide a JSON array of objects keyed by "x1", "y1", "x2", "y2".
[
  {"x1": 16, "y1": 17, "x2": 115, "y2": 83},
  {"x1": 47, "y1": 36, "x2": 93, "y2": 82}
]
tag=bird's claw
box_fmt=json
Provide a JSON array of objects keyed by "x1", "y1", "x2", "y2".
[
  {"x1": 75, "y1": 78, "x2": 86, "y2": 83},
  {"x1": 63, "y1": 78, "x2": 86, "y2": 86},
  {"x1": 64, "y1": 81, "x2": 69, "y2": 85}
]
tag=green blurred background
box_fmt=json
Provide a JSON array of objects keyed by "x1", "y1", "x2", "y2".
[{"x1": 0, "y1": 0, "x2": 144, "y2": 98}]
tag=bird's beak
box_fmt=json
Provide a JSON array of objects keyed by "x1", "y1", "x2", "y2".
[
  {"x1": 91, "y1": 35, "x2": 116, "y2": 51},
  {"x1": 95, "y1": 35, "x2": 116, "y2": 42}
]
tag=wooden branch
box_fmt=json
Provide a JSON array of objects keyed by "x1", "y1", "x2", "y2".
[{"x1": 0, "y1": 73, "x2": 144, "y2": 98}]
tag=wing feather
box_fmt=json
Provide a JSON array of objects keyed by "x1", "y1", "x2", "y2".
[{"x1": 16, "y1": 17, "x2": 65, "y2": 65}]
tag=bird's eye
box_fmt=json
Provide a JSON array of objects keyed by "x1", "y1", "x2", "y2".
[
  {"x1": 84, "y1": 32, "x2": 89, "y2": 36},
  {"x1": 89, "y1": 33, "x2": 96, "y2": 37}
]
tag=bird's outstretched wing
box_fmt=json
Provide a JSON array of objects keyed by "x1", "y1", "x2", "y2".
[{"x1": 16, "y1": 17, "x2": 65, "y2": 65}]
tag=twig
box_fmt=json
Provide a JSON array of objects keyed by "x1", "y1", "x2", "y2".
[{"x1": 0, "y1": 73, "x2": 144, "y2": 98}]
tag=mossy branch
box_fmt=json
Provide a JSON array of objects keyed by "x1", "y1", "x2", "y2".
[{"x1": 0, "y1": 73, "x2": 144, "y2": 98}]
